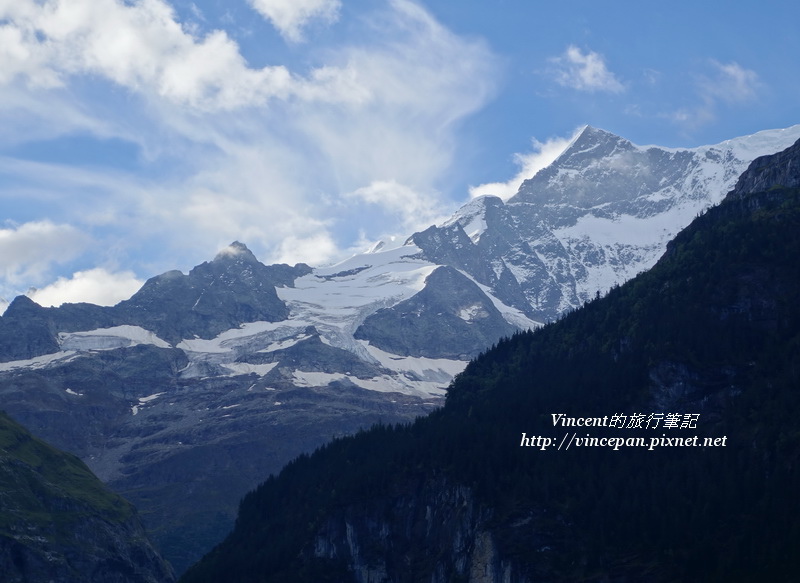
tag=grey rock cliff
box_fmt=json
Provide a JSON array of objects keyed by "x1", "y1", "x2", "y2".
[{"x1": 729, "y1": 137, "x2": 800, "y2": 198}]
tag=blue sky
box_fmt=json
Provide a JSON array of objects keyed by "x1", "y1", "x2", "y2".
[{"x1": 1, "y1": 0, "x2": 798, "y2": 307}]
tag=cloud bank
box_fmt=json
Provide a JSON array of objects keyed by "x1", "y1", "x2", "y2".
[{"x1": 0, "y1": 0, "x2": 364, "y2": 110}]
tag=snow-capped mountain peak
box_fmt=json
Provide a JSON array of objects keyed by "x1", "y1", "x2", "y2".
[
  {"x1": 212, "y1": 240, "x2": 260, "y2": 264},
  {"x1": 413, "y1": 124, "x2": 800, "y2": 321}
]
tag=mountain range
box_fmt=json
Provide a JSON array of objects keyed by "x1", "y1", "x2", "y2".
[
  {"x1": 181, "y1": 134, "x2": 800, "y2": 582},
  {"x1": 1, "y1": 124, "x2": 798, "y2": 575}
]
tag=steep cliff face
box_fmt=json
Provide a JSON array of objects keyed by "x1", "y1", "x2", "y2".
[
  {"x1": 0, "y1": 513, "x2": 173, "y2": 583},
  {"x1": 310, "y1": 478, "x2": 530, "y2": 583},
  {"x1": 0, "y1": 411, "x2": 174, "y2": 583},
  {"x1": 729, "y1": 138, "x2": 800, "y2": 197}
]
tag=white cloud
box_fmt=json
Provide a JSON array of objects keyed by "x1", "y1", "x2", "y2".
[
  {"x1": 249, "y1": 0, "x2": 341, "y2": 42},
  {"x1": 0, "y1": 0, "x2": 361, "y2": 111},
  {"x1": 550, "y1": 45, "x2": 624, "y2": 93},
  {"x1": 162, "y1": 0, "x2": 496, "y2": 259},
  {"x1": 0, "y1": 220, "x2": 89, "y2": 286},
  {"x1": 27, "y1": 268, "x2": 143, "y2": 307},
  {"x1": 468, "y1": 128, "x2": 583, "y2": 200},
  {"x1": 666, "y1": 106, "x2": 715, "y2": 129}
]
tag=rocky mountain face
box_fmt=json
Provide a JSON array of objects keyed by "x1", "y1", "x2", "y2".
[
  {"x1": 115, "y1": 242, "x2": 301, "y2": 345},
  {"x1": 729, "y1": 139, "x2": 800, "y2": 197},
  {"x1": 0, "y1": 411, "x2": 174, "y2": 583},
  {"x1": 0, "y1": 242, "x2": 302, "y2": 358},
  {"x1": 180, "y1": 139, "x2": 800, "y2": 582},
  {"x1": 309, "y1": 477, "x2": 530, "y2": 583},
  {"x1": 1, "y1": 125, "x2": 798, "y2": 574},
  {"x1": 354, "y1": 265, "x2": 518, "y2": 359}
]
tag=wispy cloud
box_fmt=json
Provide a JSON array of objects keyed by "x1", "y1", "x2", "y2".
[
  {"x1": 701, "y1": 60, "x2": 760, "y2": 103},
  {"x1": 549, "y1": 45, "x2": 624, "y2": 93},
  {"x1": 274, "y1": 233, "x2": 340, "y2": 266},
  {"x1": 669, "y1": 60, "x2": 761, "y2": 129},
  {"x1": 345, "y1": 179, "x2": 449, "y2": 235},
  {"x1": 469, "y1": 128, "x2": 584, "y2": 200},
  {"x1": 248, "y1": 0, "x2": 341, "y2": 43}
]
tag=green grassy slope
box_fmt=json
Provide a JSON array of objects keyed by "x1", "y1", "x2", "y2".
[{"x1": 1, "y1": 410, "x2": 175, "y2": 582}]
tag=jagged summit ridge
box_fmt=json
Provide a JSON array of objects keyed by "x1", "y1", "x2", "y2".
[{"x1": 517, "y1": 124, "x2": 636, "y2": 190}]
